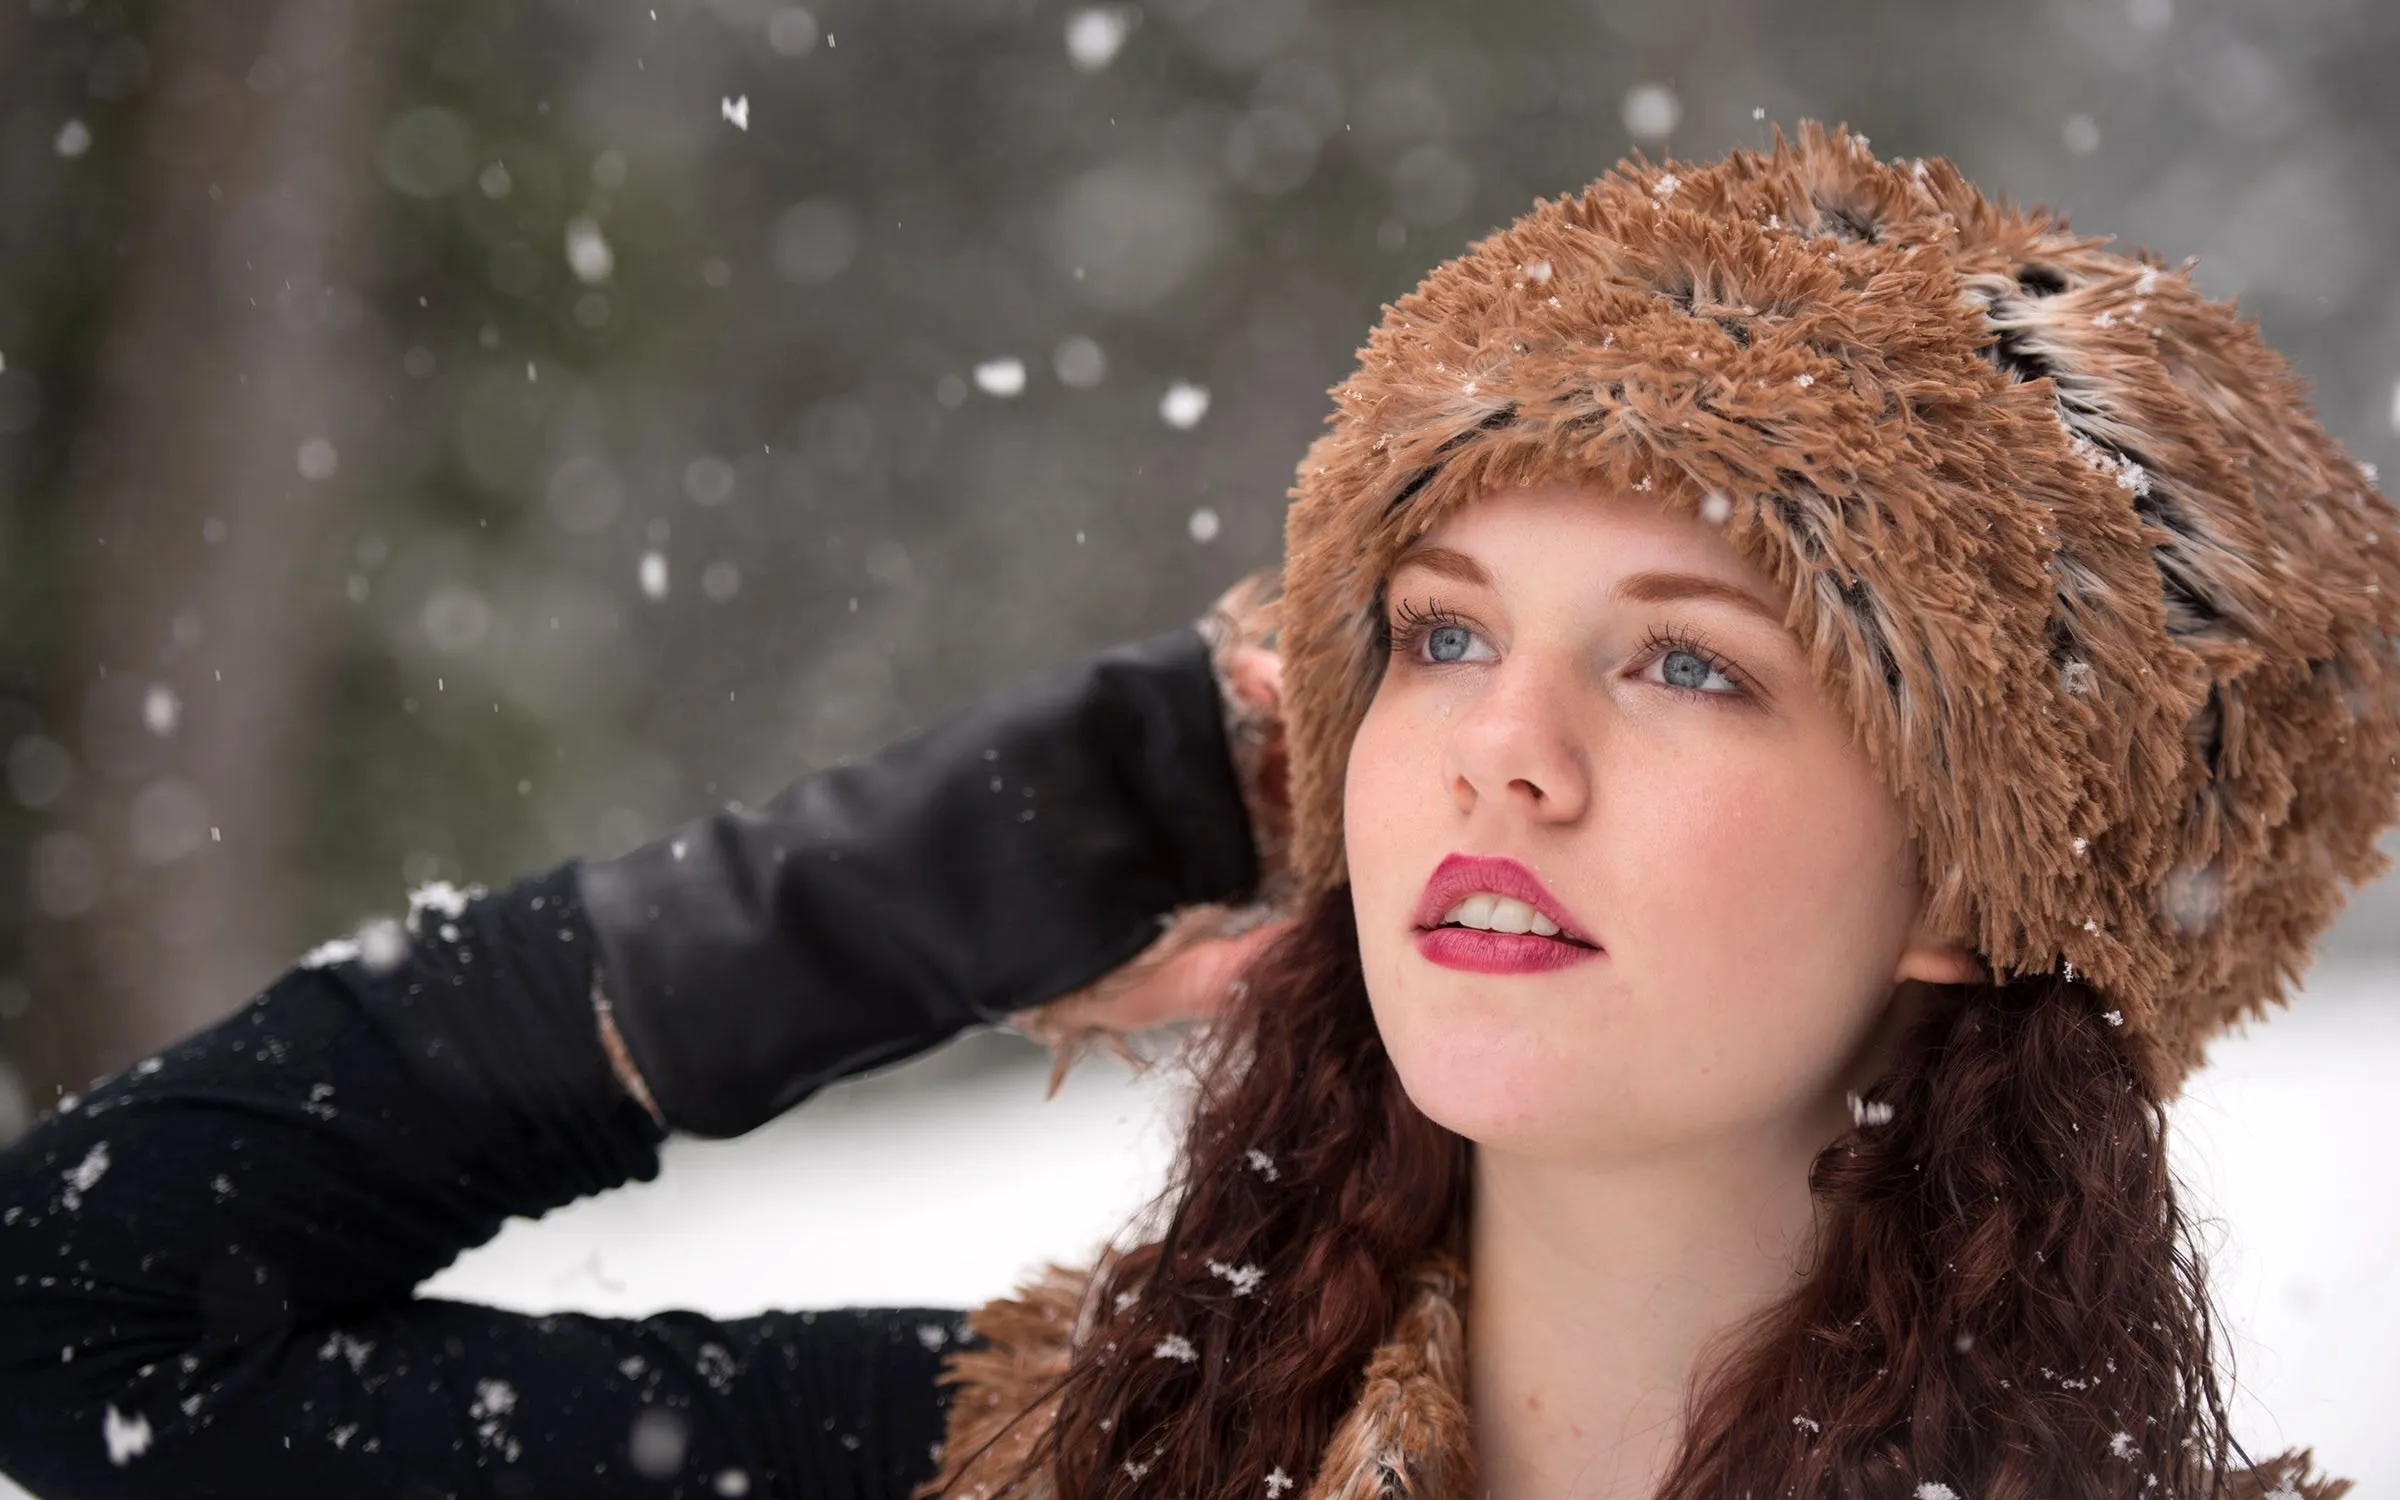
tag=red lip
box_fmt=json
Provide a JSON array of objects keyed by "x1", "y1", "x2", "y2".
[{"x1": 1410, "y1": 852, "x2": 1601, "y2": 974}]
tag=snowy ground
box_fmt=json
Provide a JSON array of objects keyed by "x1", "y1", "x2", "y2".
[{"x1": 4, "y1": 971, "x2": 2392, "y2": 1498}]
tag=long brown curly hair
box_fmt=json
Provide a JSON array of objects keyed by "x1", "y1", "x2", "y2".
[{"x1": 927, "y1": 885, "x2": 2348, "y2": 1500}]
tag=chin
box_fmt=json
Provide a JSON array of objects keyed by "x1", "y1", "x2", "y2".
[{"x1": 1370, "y1": 975, "x2": 1610, "y2": 1153}]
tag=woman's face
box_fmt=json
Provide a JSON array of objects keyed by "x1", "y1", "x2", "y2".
[{"x1": 1344, "y1": 483, "x2": 1980, "y2": 1164}]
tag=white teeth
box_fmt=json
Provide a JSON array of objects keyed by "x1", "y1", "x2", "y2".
[{"x1": 1437, "y1": 893, "x2": 1564, "y2": 938}]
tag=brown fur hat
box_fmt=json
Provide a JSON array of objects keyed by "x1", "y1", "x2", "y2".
[{"x1": 1277, "y1": 119, "x2": 2400, "y2": 1095}]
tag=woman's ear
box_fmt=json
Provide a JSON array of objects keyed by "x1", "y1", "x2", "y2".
[
  {"x1": 1896, "y1": 943, "x2": 1988, "y2": 987},
  {"x1": 1893, "y1": 921, "x2": 1989, "y2": 988}
]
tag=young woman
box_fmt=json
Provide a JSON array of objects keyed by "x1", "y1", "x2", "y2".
[{"x1": 4, "y1": 121, "x2": 2390, "y2": 1500}]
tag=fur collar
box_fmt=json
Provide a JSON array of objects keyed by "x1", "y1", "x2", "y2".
[
  {"x1": 921, "y1": 1255, "x2": 2346, "y2": 1500},
  {"x1": 923, "y1": 1254, "x2": 1472, "y2": 1500}
]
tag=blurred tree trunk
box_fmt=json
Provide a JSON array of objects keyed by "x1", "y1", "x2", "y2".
[{"x1": 22, "y1": 0, "x2": 407, "y2": 1103}]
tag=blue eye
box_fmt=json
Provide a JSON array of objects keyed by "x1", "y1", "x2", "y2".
[
  {"x1": 1660, "y1": 647, "x2": 1716, "y2": 690},
  {"x1": 1642, "y1": 629, "x2": 1748, "y2": 699},
  {"x1": 1383, "y1": 597, "x2": 1490, "y2": 665}
]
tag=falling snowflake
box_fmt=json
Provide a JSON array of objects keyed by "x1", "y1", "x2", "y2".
[
  {"x1": 142, "y1": 684, "x2": 181, "y2": 736},
  {"x1": 721, "y1": 95, "x2": 750, "y2": 131},
  {"x1": 1160, "y1": 381, "x2": 1211, "y2": 430},
  {"x1": 1188, "y1": 507, "x2": 1221, "y2": 544},
  {"x1": 1621, "y1": 83, "x2": 1681, "y2": 141},
  {"x1": 565, "y1": 216, "x2": 615, "y2": 284},
  {"x1": 1699, "y1": 492, "x2": 1732, "y2": 525},
  {"x1": 1846, "y1": 1092, "x2": 1894, "y2": 1129},
  {"x1": 639, "y1": 550, "x2": 670, "y2": 599},
  {"x1": 1064, "y1": 7, "x2": 1133, "y2": 72},
  {"x1": 357, "y1": 917, "x2": 410, "y2": 972},
  {"x1": 974, "y1": 357, "x2": 1027, "y2": 397}
]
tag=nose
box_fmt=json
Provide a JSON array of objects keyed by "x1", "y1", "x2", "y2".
[{"x1": 1442, "y1": 654, "x2": 1591, "y2": 826}]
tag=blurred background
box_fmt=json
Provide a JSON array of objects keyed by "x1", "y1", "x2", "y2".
[{"x1": 2, "y1": 0, "x2": 2396, "y2": 1489}]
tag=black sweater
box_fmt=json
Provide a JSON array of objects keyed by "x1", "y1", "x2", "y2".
[{"x1": 0, "y1": 623, "x2": 1264, "y2": 1500}]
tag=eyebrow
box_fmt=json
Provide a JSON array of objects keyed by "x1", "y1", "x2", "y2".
[{"x1": 1389, "y1": 544, "x2": 1785, "y2": 626}]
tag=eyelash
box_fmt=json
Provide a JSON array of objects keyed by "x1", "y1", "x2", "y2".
[{"x1": 1382, "y1": 596, "x2": 1755, "y2": 702}]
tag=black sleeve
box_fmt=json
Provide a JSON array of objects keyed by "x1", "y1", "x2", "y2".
[
  {"x1": 580, "y1": 622, "x2": 1260, "y2": 1139},
  {"x1": 0, "y1": 868, "x2": 967, "y2": 1500}
]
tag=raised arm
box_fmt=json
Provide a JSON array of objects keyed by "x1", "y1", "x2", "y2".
[{"x1": 0, "y1": 590, "x2": 1283, "y2": 1500}]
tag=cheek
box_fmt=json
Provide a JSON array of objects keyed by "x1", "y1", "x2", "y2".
[
  {"x1": 1627, "y1": 742, "x2": 1913, "y2": 990},
  {"x1": 1342, "y1": 692, "x2": 1440, "y2": 934},
  {"x1": 1596, "y1": 740, "x2": 1917, "y2": 1110}
]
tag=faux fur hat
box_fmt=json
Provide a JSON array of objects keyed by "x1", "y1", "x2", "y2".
[{"x1": 1276, "y1": 120, "x2": 2400, "y2": 1095}]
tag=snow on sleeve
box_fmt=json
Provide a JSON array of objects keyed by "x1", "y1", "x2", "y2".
[
  {"x1": 300, "y1": 936, "x2": 362, "y2": 970},
  {"x1": 469, "y1": 1377, "x2": 522, "y2": 1462},
  {"x1": 406, "y1": 880, "x2": 485, "y2": 934},
  {"x1": 61, "y1": 1141, "x2": 110, "y2": 1211},
  {"x1": 103, "y1": 1402, "x2": 153, "y2": 1466}
]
